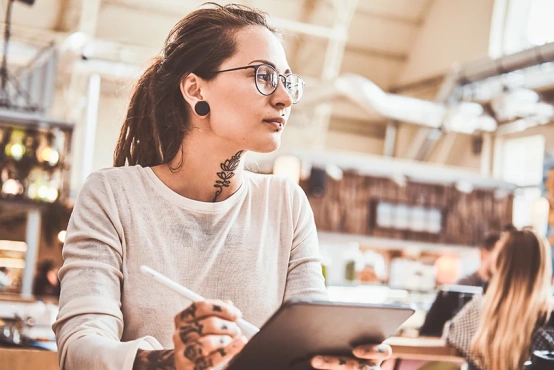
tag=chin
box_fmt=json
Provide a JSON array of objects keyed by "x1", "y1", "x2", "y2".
[{"x1": 250, "y1": 135, "x2": 281, "y2": 153}]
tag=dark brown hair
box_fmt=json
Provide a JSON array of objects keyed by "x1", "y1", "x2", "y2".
[
  {"x1": 114, "y1": 3, "x2": 279, "y2": 168},
  {"x1": 481, "y1": 232, "x2": 500, "y2": 251}
]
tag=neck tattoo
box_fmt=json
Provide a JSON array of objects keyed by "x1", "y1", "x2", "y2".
[{"x1": 212, "y1": 150, "x2": 243, "y2": 202}]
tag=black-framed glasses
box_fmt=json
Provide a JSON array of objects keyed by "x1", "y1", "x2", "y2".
[{"x1": 215, "y1": 64, "x2": 305, "y2": 104}]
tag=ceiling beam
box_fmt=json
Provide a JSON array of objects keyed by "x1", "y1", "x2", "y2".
[
  {"x1": 310, "y1": 0, "x2": 359, "y2": 148},
  {"x1": 355, "y1": 9, "x2": 423, "y2": 26},
  {"x1": 102, "y1": 0, "x2": 346, "y2": 40},
  {"x1": 328, "y1": 116, "x2": 387, "y2": 138},
  {"x1": 345, "y1": 44, "x2": 407, "y2": 62},
  {"x1": 291, "y1": 0, "x2": 321, "y2": 72}
]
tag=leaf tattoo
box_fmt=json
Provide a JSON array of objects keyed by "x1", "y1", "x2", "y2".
[{"x1": 212, "y1": 150, "x2": 243, "y2": 202}]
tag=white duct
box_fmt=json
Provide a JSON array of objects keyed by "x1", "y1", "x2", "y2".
[{"x1": 301, "y1": 73, "x2": 496, "y2": 132}]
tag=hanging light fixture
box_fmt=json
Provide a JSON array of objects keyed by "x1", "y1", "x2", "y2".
[
  {"x1": 36, "y1": 132, "x2": 60, "y2": 166},
  {"x1": 1, "y1": 178, "x2": 23, "y2": 196},
  {"x1": 4, "y1": 129, "x2": 26, "y2": 160}
]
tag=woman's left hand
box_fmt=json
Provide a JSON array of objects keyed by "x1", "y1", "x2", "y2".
[{"x1": 311, "y1": 343, "x2": 392, "y2": 369}]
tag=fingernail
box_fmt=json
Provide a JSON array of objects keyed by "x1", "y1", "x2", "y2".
[
  {"x1": 312, "y1": 356, "x2": 324, "y2": 367},
  {"x1": 220, "y1": 336, "x2": 232, "y2": 345},
  {"x1": 376, "y1": 345, "x2": 387, "y2": 353}
]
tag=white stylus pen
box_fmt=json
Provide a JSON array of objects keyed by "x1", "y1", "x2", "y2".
[{"x1": 139, "y1": 265, "x2": 260, "y2": 338}]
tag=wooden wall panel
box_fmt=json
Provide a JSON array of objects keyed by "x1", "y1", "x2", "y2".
[{"x1": 301, "y1": 171, "x2": 513, "y2": 246}]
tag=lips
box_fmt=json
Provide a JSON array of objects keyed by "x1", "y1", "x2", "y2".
[
  {"x1": 263, "y1": 117, "x2": 286, "y2": 125},
  {"x1": 263, "y1": 117, "x2": 286, "y2": 130}
]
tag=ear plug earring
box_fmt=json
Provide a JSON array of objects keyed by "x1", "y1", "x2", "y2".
[{"x1": 194, "y1": 101, "x2": 210, "y2": 116}]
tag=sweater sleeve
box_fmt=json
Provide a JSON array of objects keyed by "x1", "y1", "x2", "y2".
[
  {"x1": 52, "y1": 171, "x2": 162, "y2": 370},
  {"x1": 283, "y1": 182, "x2": 328, "y2": 302}
]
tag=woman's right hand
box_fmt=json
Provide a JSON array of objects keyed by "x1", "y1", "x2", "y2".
[{"x1": 173, "y1": 299, "x2": 248, "y2": 370}]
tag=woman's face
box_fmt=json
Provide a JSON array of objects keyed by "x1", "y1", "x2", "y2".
[{"x1": 200, "y1": 26, "x2": 294, "y2": 153}]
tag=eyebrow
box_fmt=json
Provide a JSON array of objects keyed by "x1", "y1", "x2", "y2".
[{"x1": 249, "y1": 59, "x2": 292, "y2": 74}]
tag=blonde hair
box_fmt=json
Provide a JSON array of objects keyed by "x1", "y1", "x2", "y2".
[{"x1": 471, "y1": 229, "x2": 553, "y2": 370}]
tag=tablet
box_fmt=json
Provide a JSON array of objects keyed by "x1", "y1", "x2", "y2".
[{"x1": 226, "y1": 299, "x2": 415, "y2": 370}]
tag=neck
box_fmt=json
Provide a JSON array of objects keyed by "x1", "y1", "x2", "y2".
[{"x1": 151, "y1": 135, "x2": 246, "y2": 203}]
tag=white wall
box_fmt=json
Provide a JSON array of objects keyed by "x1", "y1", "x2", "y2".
[{"x1": 398, "y1": 0, "x2": 496, "y2": 85}]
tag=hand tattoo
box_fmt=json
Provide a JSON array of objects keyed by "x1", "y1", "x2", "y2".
[
  {"x1": 133, "y1": 349, "x2": 175, "y2": 370},
  {"x1": 179, "y1": 322, "x2": 204, "y2": 343},
  {"x1": 212, "y1": 305, "x2": 222, "y2": 312},
  {"x1": 180, "y1": 304, "x2": 197, "y2": 321},
  {"x1": 184, "y1": 341, "x2": 204, "y2": 362},
  {"x1": 194, "y1": 357, "x2": 214, "y2": 370},
  {"x1": 212, "y1": 150, "x2": 243, "y2": 202},
  {"x1": 339, "y1": 358, "x2": 347, "y2": 365}
]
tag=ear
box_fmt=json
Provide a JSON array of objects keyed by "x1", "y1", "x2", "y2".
[{"x1": 180, "y1": 73, "x2": 207, "y2": 114}]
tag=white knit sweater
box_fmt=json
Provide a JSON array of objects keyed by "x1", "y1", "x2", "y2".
[{"x1": 52, "y1": 165, "x2": 327, "y2": 370}]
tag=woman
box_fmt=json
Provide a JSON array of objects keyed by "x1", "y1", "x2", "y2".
[
  {"x1": 446, "y1": 229, "x2": 554, "y2": 370},
  {"x1": 53, "y1": 3, "x2": 391, "y2": 370}
]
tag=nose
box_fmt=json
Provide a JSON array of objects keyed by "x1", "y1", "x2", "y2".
[{"x1": 271, "y1": 76, "x2": 293, "y2": 109}]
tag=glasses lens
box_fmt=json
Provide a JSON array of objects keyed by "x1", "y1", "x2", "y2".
[
  {"x1": 256, "y1": 65, "x2": 278, "y2": 95},
  {"x1": 286, "y1": 74, "x2": 304, "y2": 103}
]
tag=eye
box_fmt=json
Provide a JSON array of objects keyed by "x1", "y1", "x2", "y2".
[{"x1": 257, "y1": 73, "x2": 272, "y2": 83}]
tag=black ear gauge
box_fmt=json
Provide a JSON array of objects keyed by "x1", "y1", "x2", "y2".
[{"x1": 194, "y1": 101, "x2": 210, "y2": 116}]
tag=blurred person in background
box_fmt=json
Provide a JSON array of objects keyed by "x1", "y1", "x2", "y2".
[
  {"x1": 33, "y1": 259, "x2": 60, "y2": 298},
  {"x1": 456, "y1": 232, "x2": 501, "y2": 287},
  {"x1": 418, "y1": 232, "x2": 501, "y2": 337},
  {"x1": 501, "y1": 223, "x2": 517, "y2": 235},
  {"x1": 446, "y1": 228, "x2": 554, "y2": 370}
]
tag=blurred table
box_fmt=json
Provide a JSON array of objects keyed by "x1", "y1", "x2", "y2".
[
  {"x1": 0, "y1": 347, "x2": 58, "y2": 370},
  {"x1": 0, "y1": 337, "x2": 463, "y2": 370},
  {"x1": 385, "y1": 337, "x2": 466, "y2": 370}
]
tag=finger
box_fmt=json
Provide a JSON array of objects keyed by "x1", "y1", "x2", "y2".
[
  {"x1": 311, "y1": 356, "x2": 376, "y2": 369},
  {"x1": 174, "y1": 299, "x2": 242, "y2": 326},
  {"x1": 182, "y1": 335, "x2": 234, "y2": 362},
  {"x1": 177, "y1": 317, "x2": 241, "y2": 343},
  {"x1": 352, "y1": 344, "x2": 392, "y2": 361},
  {"x1": 193, "y1": 335, "x2": 248, "y2": 370}
]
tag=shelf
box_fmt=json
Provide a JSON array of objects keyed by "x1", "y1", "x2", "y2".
[
  {"x1": 318, "y1": 231, "x2": 479, "y2": 254},
  {"x1": 0, "y1": 241, "x2": 27, "y2": 253},
  {"x1": 0, "y1": 258, "x2": 26, "y2": 268}
]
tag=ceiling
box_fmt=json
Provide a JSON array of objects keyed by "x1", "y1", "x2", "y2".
[
  {"x1": 5, "y1": 0, "x2": 433, "y2": 88},
  {"x1": 3, "y1": 0, "x2": 553, "y2": 170},
  {"x1": 0, "y1": 0, "x2": 439, "y2": 144}
]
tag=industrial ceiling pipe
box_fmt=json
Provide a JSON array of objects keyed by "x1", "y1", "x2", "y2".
[{"x1": 457, "y1": 42, "x2": 554, "y2": 85}]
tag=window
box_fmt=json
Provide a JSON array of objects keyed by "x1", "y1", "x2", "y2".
[
  {"x1": 502, "y1": 135, "x2": 545, "y2": 187},
  {"x1": 527, "y1": 0, "x2": 554, "y2": 45},
  {"x1": 490, "y1": 0, "x2": 554, "y2": 56},
  {"x1": 500, "y1": 134, "x2": 546, "y2": 228}
]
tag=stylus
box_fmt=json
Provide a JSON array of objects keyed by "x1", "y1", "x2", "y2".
[{"x1": 139, "y1": 265, "x2": 260, "y2": 338}]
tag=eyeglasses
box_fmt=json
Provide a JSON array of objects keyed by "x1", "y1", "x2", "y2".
[{"x1": 215, "y1": 64, "x2": 305, "y2": 104}]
